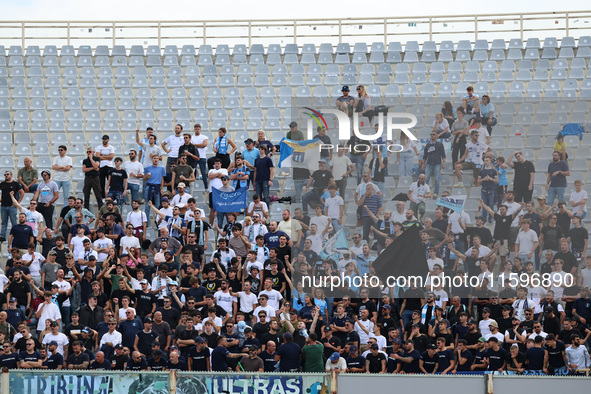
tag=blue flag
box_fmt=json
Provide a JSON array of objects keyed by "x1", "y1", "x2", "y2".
[
  {"x1": 212, "y1": 188, "x2": 248, "y2": 213},
  {"x1": 436, "y1": 195, "x2": 466, "y2": 212},
  {"x1": 278, "y1": 138, "x2": 322, "y2": 170},
  {"x1": 319, "y1": 229, "x2": 350, "y2": 260}
]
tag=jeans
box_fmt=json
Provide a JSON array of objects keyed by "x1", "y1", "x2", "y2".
[
  {"x1": 401, "y1": 309, "x2": 414, "y2": 328},
  {"x1": 361, "y1": 216, "x2": 374, "y2": 241},
  {"x1": 255, "y1": 180, "x2": 271, "y2": 208},
  {"x1": 99, "y1": 166, "x2": 112, "y2": 199},
  {"x1": 217, "y1": 212, "x2": 227, "y2": 228},
  {"x1": 108, "y1": 190, "x2": 124, "y2": 211},
  {"x1": 547, "y1": 186, "x2": 566, "y2": 206},
  {"x1": 127, "y1": 183, "x2": 140, "y2": 203},
  {"x1": 28, "y1": 183, "x2": 39, "y2": 194},
  {"x1": 409, "y1": 201, "x2": 426, "y2": 219},
  {"x1": 302, "y1": 191, "x2": 321, "y2": 214},
  {"x1": 481, "y1": 188, "x2": 495, "y2": 222},
  {"x1": 373, "y1": 181, "x2": 385, "y2": 196},
  {"x1": 425, "y1": 163, "x2": 442, "y2": 196},
  {"x1": 293, "y1": 179, "x2": 308, "y2": 203},
  {"x1": 145, "y1": 184, "x2": 161, "y2": 222},
  {"x1": 398, "y1": 151, "x2": 414, "y2": 177},
  {"x1": 54, "y1": 180, "x2": 72, "y2": 204},
  {"x1": 61, "y1": 305, "x2": 71, "y2": 326},
  {"x1": 575, "y1": 210, "x2": 587, "y2": 220},
  {"x1": 349, "y1": 154, "x2": 365, "y2": 185},
  {"x1": 0, "y1": 205, "x2": 17, "y2": 239},
  {"x1": 481, "y1": 117, "x2": 497, "y2": 136},
  {"x1": 196, "y1": 158, "x2": 209, "y2": 190},
  {"x1": 331, "y1": 218, "x2": 342, "y2": 234}
]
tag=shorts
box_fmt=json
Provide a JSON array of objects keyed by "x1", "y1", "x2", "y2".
[
  {"x1": 495, "y1": 239, "x2": 509, "y2": 257},
  {"x1": 461, "y1": 161, "x2": 480, "y2": 179},
  {"x1": 508, "y1": 226, "x2": 519, "y2": 244}
]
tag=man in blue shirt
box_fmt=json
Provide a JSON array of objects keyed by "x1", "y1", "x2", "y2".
[
  {"x1": 275, "y1": 332, "x2": 301, "y2": 372},
  {"x1": 241, "y1": 139, "x2": 260, "y2": 189},
  {"x1": 119, "y1": 311, "x2": 143, "y2": 349},
  {"x1": 143, "y1": 155, "x2": 166, "y2": 222},
  {"x1": 211, "y1": 336, "x2": 243, "y2": 371}
]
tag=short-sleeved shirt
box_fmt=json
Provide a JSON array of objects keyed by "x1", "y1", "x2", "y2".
[
  {"x1": 547, "y1": 160, "x2": 569, "y2": 188},
  {"x1": 95, "y1": 144, "x2": 115, "y2": 168},
  {"x1": 0, "y1": 181, "x2": 22, "y2": 207},
  {"x1": 141, "y1": 145, "x2": 164, "y2": 167},
  {"x1": 164, "y1": 135, "x2": 183, "y2": 158},
  {"x1": 465, "y1": 141, "x2": 488, "y2": 166},
  {"x1": 330, "y1": 155, "x2": 352, "y2": 181},
  {"x1": 513, "y1": 160, "x2": 536, "y2": 187},
  {"x1": 173, "y1": 165, "x2": 195, "y2": 188},
  {"x1": 478, "y1": 168, "x2": 497, "y2": 191},
  {"x1": 83, "y1": 157, "x2": 101, "y2": 177},
  {"x1": 17, "y1": 167, "x2": 38, "y2": 186},
  {"x1": 144, "y1": 165, "x2": 166, "y2": 185},
  {"x1": 108, "y1": 169, "x2": 127, "y2": 192},
  {"x1": 36, "y1": 181, "x2": 59, "y2": 204},
  {"x1": 254, "y1": 156, "x2": 274, "y2": 182},
  {"x1": 53, "y1": 156, "x2": 73, "y2": 182}
]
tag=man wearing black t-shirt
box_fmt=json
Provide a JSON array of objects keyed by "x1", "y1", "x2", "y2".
[
  {"x1": 394, "y1": 340, "x2": 420, "y2": 373},
  {"x1": 526, "y1": 336, "x2": 547, "y2": 371},
  {"x1": 301, "y1": 160, "x2": 333, "y2": 215},
  {"x1": 364, "y1": 343, "x2": 386, "y2": 373},
  {"x1": 485, "y1": 337, "x2": 507, "y2": 372},
  {"x1": 0, "y1": 170, "x2": 23, "y2": 243},
  {"x1": 82, "y1": 148, "x2": 103, "y2": 210},
  {"x1": 419, "y1": 343, "x2": 439, "y2": 374},
  {"x1": 481, "y1": 199, "x2": 524, "y2": 266},
  {"x1": 187, "y1": 337, "x2": 210, "y2": 371},
  {"x1": 544, "y1": 334, "x2": 568, "y2": 374},
  {"x1": 507, "y1": 151, "x2": 535, "y2": 203}
]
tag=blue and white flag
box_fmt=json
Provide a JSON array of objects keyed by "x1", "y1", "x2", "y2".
[
  {"x1": 436, "y1": 195, "x2": 467, "y2": 212},
  {"x1": 278, "y1": 138, "x2": 322, "y2": 170},
  {"x1": 319, "y1": 229, "x2": 350, "y2": 260},
  {"x1": 212, "y1": 187, "x2": 248, "y2": 213}
]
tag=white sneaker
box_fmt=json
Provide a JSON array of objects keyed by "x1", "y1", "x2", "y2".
[{"x1": 453, "y1": 182, "x2": 464, "y2": 188}]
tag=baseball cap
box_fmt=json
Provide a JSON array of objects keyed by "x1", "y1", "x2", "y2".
[
  {"x1": 289, "y1": 309, "x2": 297, "y2": 315},
  {"x1": 289, "y1": 121, "x2": 298, "y2": 128},
  {"x1": 48, "y1": 250, "x2": 57, "y2": 256},
  {"x1": 428, "y1": 343, "x2": 437, "y2": 350},
  {"x1": 195, "y1": 336, "x2": 206, "y2": 344},
  {"x1": 81, "y1": 327, "x2": 91, "y2": 334},
  {"x1": 370, "y1": 343, "x2": 379, "y2": 350},
  {"x1": 140, "y1": 279, "x2": 149, "y2": 285},
  {"x1": 170, "y1": 281, "x2": 179, "y2": 286},
  {"x1": 9, "y1": 297, "x2": 17, "y2": 303},
  {"x1": 41, "y1": 170, "x2": 51, "y2": 177},
  {"x1": 391, "y1": 338, "x2": 401, "y2": 345},
  {"x1": 244, "y1": 138, "x2": 254, "y2": 144},
  {"x1": 283, "y1": 332, "x2": 293, "y2": 340},
  {"x1": 329, "y1": 352, "x2": 340, "y2": 362},
  {"x1": 349, "y1": 345, "x2": 358, "y2": 353},
  {"x1": 411, "y1": 323, "x2": 420, "y2": 328},
  {"x1": 323, "y1": 326, "x2": 332, "y2": 332},
  {"x1": 249, "y1": 344, "x2": 259, "y2": 351},
  {"x1": 382, "y1": 304, "x2": 391, "y2": 310},
  {"x1": 478, "y1": 337, "x2": 487, "y2": 343},
  {"x1": 537, "y1": 196, "x2": 546, "y2": 201},
  {"x1": 482, "y1": 307, "x2": 491, "y2": 313},
  {"x1": 544, "y1": 306, "x2": 554, "y2": 314},
  {"x1": 102, "y1": 134, "x2": 110, "y2": 140},
  {"x1": 48, "y1": 341, "x2": 58, "y2": 347},
  {"x1": 144, "y1": 317, "x2": 153, "y2": 324},
  {"x1": 114, "y1": 344, "x2": 124, "y2": 349},
  {"x1": 161, "y1": 197, "x2": 169, "y2": 203},
  {"x1": 50, "y1": 321, "x2": 59, "y2": 327},
  {"x1": 177, "y1": 182, "x2": 186, "y2": 188},
  {"x1": 488, "y1": 320, "x2": 499, "y2": 328},
  {"x1": 341, "y1": 85, "x2": 350, "y2": 91}
]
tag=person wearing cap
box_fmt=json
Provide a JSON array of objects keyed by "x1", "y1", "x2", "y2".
[
  {"x1": 237, "y1": 344, "x2": 264, "y2": 372},
  {"x1": 485, "y1": 320, "x2": 504, "y2": 343},
  {"x1": 286, "y1": 121, "x2": 304, "y2": 141},
  {"x1": 0, "y1": 170, "x2": 23, "y2": 243},
  {"x1": 554, "y1": 132, "x2": 568, "y2": 161},
  {"x1": 211, "y1": 336, "x2": 243, "y2": 371},
  {"x1": 325, "y1": 351, "x2": 346, "y2": 372},
  {"x1": 336, "y1": 85, "x2": 355, "y2": 116},
  {"x1": 31, "y1": 170, "x2": 59, "y2": 230},
  {"x1": 364, "y1": 342, "x2": 386, "y2": 373},
  {"x1": 321, "y1": 324, "x2": 342, "y2": 360},
  {"x1": 43, "y1": 340, "x2": 64, "y2": 370},
  {"x1": 419, "y1": 343, "x2": 439, "y2": 374},
  {"x1": 344, "y1": 344, "x2": 364, "y2": 373},
  {"x1": 134, "y1": 317, "x2": 158, "y2": 358},
  {"x1": 302, "y1": 159, "x2": 333, "y2": 216},
  {"x1": 186, "y1": 336, "x2": 209, "y2": 372}
]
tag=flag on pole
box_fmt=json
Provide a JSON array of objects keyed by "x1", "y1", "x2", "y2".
[
  {"x1": 278, "y1": 138, "x2": 322, "y2": 170},
  {"x1": 212, "y1": 187, "x2": 248, "y2": 213},
  {"x1": 436, "y1": 195, "x2": 467, "y2": 212}
]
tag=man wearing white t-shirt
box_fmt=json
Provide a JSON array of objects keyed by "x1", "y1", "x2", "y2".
[
  {"x1": 96, "y1": 135, "x2": 115, "y2": 199},
  {"x1": 447, "y1": 210, "x2": 470, "y2": 253},
  {"x1": 408, "y1": 174, "x2": 430, "y2": 221},
  {"x1": 92, "y1": 228, "x2": 113, "y2": 263},
  {"x1": 162, "y1": 124, "x2": 184, "y2": 175},
  {"x1": 126, "y1": 200, "x2": 148, "y2": 239},
  {"x1": 246, "y1": 195, "x2": 268, "y2": 220},
  {"x1": 36, "y1": 294, "x2": 62, "y2": 332},
  {"x1": 258, "y1": 280, "x2": 283, "y2": 312},
  {"x1": 52, "y1": 269, "x2": 72, "y2": 323},
  {"x1": 41, "y1": 321, "x2": 68, "y2": 355},
  {"x1": 570, "y1": 179, "x2": 588, "y2": 219},
  {"x1": 120, "y1": 225, "x2": 141, "y2": 256},
  {"x1": 310, "y1": 205, "x2": 332, "y2": 240},
  {"x1": 213, "y1": 280, "x2": 238, "y2": 318},
  {"x1": 207, "y1": 158, "x2": 228, "y2": 225},
  {"x1": 52, "y1": 145, "x2": 73, "y2": 205},
  {"x1": 124, "y1": 150, "x2": 144, "y2": 204},
  {"x1": 191, "y1": 124, "x2": 209, "y2": 190},
  {"x1": 324, "y1": 184, "x2": 344, "y2": 234},
  {"x1": 515, "y1": 219, "x2": 539, "y2": 264}
]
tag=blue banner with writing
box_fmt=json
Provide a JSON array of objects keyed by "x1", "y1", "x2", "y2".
[{"x1": 212, "y1": 187, "x2": 248, "y2": 213}]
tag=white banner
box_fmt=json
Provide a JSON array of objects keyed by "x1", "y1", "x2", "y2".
[{"x1": 15, "y1": 374, "x2": 110, "y2": 394}]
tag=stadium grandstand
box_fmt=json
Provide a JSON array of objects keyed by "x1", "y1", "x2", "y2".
[{"x1": 0, "y1": 10, "x2": 590, "y2": 394}]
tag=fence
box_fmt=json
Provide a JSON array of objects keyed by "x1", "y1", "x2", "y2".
[
  {"x1": 3, "y1": 370, "x2": 590, "y2": 394},
  {"x1": 1, "y1": 11, "x2": 591, "y2": 50}
]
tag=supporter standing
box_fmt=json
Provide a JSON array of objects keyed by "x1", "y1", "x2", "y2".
[
  {"x1": 82, "y1": 148, "x2": 103, "y2": 211},
  {"x1": 124, "y1": 150, "x2": 144, "y2": 205},
  {"x1": 211, "y1": 127, "x2": 237, "y2": 169},
  {"x1": 143, "y1": 156, "x2": 166, "y2": 223},
  {"x1": 95, "y1": 135, "x2": 115, "y2": 200},
  {"x1": 162, "y1": 124, "x2": 184, "y2": 176},
  {"x1": 52, "y1": 146, "x2": 73, "y2": 205},
  {"x1": 422, "y1": 131, "x2": 446, "y2": 199},
  {"x1": 506, "y1": 151, "x2": 536, "y2": 203},
  {"x1": 191, "y1": 124, "x2": 209, "y2": 189},
  {"x1": 253, "y1": 145, "x2": 274, "y2": 209},
  {"x1": 546, "y1": 151, "x2": 571, "y2": 206},
  {"x1": 0, "y1": 171, "x2": 23, "y2": 243}
]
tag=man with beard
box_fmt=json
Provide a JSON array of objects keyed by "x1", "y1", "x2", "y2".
[{"x1": 546, "y1": 151, "x2": 570, "y2": 206}]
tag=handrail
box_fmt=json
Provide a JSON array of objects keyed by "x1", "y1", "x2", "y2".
[{"x1": 0, "y1": 11, "x2": 590, "y2": 51}]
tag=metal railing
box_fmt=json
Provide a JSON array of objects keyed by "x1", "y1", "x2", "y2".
[{"x1": 1, "y1": 11, "x2": 591, "y2": 51}]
